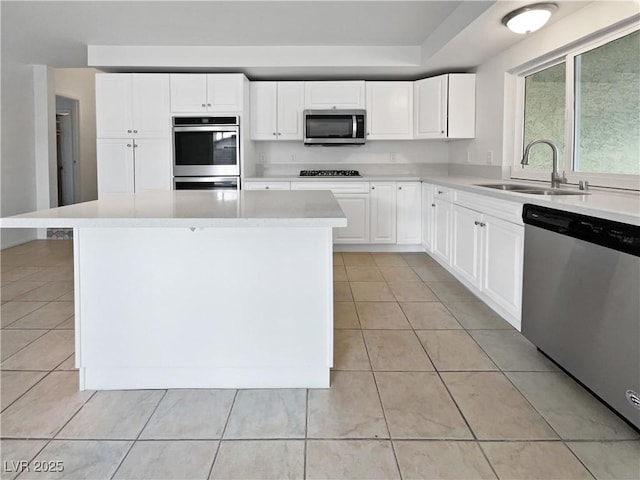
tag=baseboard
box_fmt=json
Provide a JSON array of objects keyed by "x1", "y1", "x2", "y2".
[{"x1": 334, "y1": 244, "x2": 426, "y2": 253}]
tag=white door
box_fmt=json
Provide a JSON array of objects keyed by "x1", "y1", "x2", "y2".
[
  {"x1": 414, "y1": 75, "x2": 448, "y2": 139},
  {"x1": 95, "y1": 74, "x2": 132, "y2": 138},
  {"x1": 304, "y1": 81, "x2": 365, "y2": 109},
  {"x1": 251, "y1": 82, "x2": 278, "y2": 140},
  {"x1": 133, "y1": 139, "x2": 172, "y2": 192},
  {"x1": 421, "y1": 183, "x2": 434, "y2": 251},
  {"x1": 396, "y1": 182, "x2": 422, "y2": 244},
  {"x1": 170, "y1": 74, "x2": 207, "y2": 113},
  {"x1": 481, "y1": 215, "x2": 524, "y2": 327},
  {"x1": 97, "y1": 138, "x2": 134, "y2": 197},
  {"x1": 432, "y1": 198, "x2": 451, "y2": 265},
  {"x1": 333, "y1": 194, "x2": 370, "y2": 244},
  {"x1": 366, "y1": 82, "x2": 413, "y2": 140},
  {"x1": 369, "y1": 182, "x2": 397, "y2": 244},
  {"x1": 277, "y1": 82, "x2": 304, "y2": 140},
  {"x1": 451, "y1": 204, "x2": 482, "y2": 289},
  {"x1": 206, "y1": 74, "x2": 243, "y2": 112},
  {"x1": 131, "y1": 74, "x2": 171, "y2": 138}
]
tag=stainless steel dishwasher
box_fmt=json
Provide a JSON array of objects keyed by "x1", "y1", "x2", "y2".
[{"x1": 522, "y1": 204, "x2": 640, "y2": 430}]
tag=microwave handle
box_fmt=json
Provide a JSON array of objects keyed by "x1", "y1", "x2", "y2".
[{"x1": 352, "y1": 115, "x2": 357, "y2": 139}]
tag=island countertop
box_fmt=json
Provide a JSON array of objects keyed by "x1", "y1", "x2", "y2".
[{"x1": 0, "y1": 190, "x2": 347, "y2": 229}]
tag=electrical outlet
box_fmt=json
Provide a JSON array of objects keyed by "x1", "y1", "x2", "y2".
[
  {"x1": 290, "y1": 154, "x2": 296, "y2": 162},
  {"x1": 486, "y1": 151, "x2": 494, "y2": 164}
]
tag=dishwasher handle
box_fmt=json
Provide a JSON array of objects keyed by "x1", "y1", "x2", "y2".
[{"x1": 523, "y1": 204, "x2": 640, "y2": 257}]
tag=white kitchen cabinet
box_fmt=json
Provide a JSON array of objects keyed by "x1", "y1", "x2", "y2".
[
  {"x1": 96, "y1": 74, "x2": 170, "y2": 139},
  {"x1": 333, "y1": 194, "x2": 370, "y2": 244},
  {"x1": 251, "y1": 82, "x2": 304, "y2": 140},
  {"x1": 243, "y1": 181, "x2": 291, "y2": 190},
  {"x1": 396, "y1": 182, "x2": 422, "y2": 244},
  {"x1": 304, "y1": 81, "x2": 365, "y2": 109},
  {"x1": 170, "y1": 74, "x2": 245, "y2": 113},
  {"x1": 451, "y1": 204, "x2": 482, "y2": 289},
  {"x1": 97, "y1": 138, "x2": 171, "y2": 197},
  {"x1": 370, "y1": 182, "x2": 397, "y2": 244},
  {"x1": 365, "y1": 82, "x2": 414, "y2": 140},
  {"x1": 481, "y1": 215, "x2": 524, "y2": 325},
  {"x1": 432, "y1": 192, "x2": 452, "y2": 265},
  {"x1": 414, "y1": 73, "x2": 475, "y2": 139},
  {"x1": 421, "y1": 183, "x2": 434, "y2": 251}
]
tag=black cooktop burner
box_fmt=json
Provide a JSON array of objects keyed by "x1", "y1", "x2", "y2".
[{"x1": 299, "y1": 170, "x2": 361, "y2": 177}]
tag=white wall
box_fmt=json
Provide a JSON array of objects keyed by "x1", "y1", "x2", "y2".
[
  {"x1": 1, "y1": 59, "x2": 38, "y2": 248},
  {"x1": 254, "y1": 140, "x2": 449, "y2": 176},
  {"x1": 449, "y1": 2, "x2": 640, "y2": 174},
  {"x1": 55, "y1": 68, "x2": 100, "y2": 202}
]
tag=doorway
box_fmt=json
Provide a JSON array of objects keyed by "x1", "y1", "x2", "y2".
[{"x1": 55, "y1": 96, "x2": 79, "y2": 206}]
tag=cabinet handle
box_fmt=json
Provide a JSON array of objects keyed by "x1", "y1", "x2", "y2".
[
  {"x1": 431, "y1": 203, "x2": 435, "y2": 207},
  {"x1": 398, "y1": 186, "x2": 403, "y2": 190},
  {"x1": 371, "y1": 186, "x2": 375, "y2": 190},
  {"x1": 207, "y1": 103, "x2": 212, "y2": 107},
  {"x1": 278, "y1": 132, "x2": 282, "y2": 136},
  {"x1": 127, "y1": 130, "x2": 132, "y2": 133},
  {"x1": 126, "y1": 143, "x2": 132, "y2": 147},
  {"x1": 265, "y1": 186, "x2": 270, "y2": 190},
  {"x1": 480, "y1": 222, "x2": 486, "y2": 227},
  {"x1": 441, "y1": 130, "x2": 445, "y2": 134},
  {"x1": 201, "y1": 104, "x2": 206, "y2": 107},
  {"x1": 437, "y1": 190, "x2": 444, "y2": 194},
  {"x1": 474, "y1": 221, "x2": 480, "y2": 226},
  {"x1": 133, "y1": 130, "x2": 138, "y2": 133},
  {"x1": 133, "y1": 144, "x2": 138, "y2": 148},
  {"x1": 273, "y1": 132, "x2": 277, "y2": 136}
]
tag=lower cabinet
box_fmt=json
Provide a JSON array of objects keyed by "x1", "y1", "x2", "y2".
[
  {"x1": 370, "y1": 182, "x2": 397, "y2": 244},
  {"x1": 333, "y1": 194, "x2": 370, "y2": 243},
  {"x1": 431, "y1": 197, "x2": 452, "y2": 265},
  {"x1": 97, "y1": 138, "x2": 171, "y2": 197},
  {"x1": 396, "y1": 182, "x2": 422, "y2": 244}
]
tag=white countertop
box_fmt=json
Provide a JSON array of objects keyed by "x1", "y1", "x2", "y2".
[
  {"x1": 424, "y1": 176, "x2": 640, "y2": 226},
  {"x1": 0, "y1": 190, "x2": 347, "y2": 229},
  {"x1": 246, "y1": 174, "x2": 640, "y2": 225}
]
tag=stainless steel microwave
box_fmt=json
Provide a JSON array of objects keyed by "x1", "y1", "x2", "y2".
[{"x1": 303, "y1": 109, "x2": 366, "y2": 145}]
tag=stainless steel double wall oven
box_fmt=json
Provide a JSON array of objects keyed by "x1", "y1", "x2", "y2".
[{"x1": 172, "y1": 116, "x2": 240, "y2": 191}]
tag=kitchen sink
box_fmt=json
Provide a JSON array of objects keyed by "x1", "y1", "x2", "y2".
[{"x1": 474, "y1": 184, "x2": 590, "y2": 196}]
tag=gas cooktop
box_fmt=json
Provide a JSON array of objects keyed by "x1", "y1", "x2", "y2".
[{"x1": 299, "y1": 170, "x2": 361, "y2": 177}]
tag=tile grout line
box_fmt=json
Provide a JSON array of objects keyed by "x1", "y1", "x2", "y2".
[
  {"x1": 303, "y1": 388, "x2": 309, "y2": 480},
  {"x1": 109, "y1": 388, "x2": 168, "y2": 480},
  {"x1": 206, "y1": 389, "x2": 239, "y2": 480}
]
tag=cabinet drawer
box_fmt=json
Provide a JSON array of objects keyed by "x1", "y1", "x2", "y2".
[
  {"x1": 432, "y1": 186, "x2": 452, "y2": 201},
  {"x1": 455, "y1": 191, "x2": 523, "y2": 225},
  {"x1": 291, "y1": 181, "x2": 369, "y2": 194},
  {"x1": 244, "y1": 181, "x2": 291, "y2": 190}
]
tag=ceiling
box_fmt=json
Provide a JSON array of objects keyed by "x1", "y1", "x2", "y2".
[{"x1": 1, "y1": 1, "x2": 592, "y2": 79}]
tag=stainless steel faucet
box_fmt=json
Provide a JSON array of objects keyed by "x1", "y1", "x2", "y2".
[{"x1": 521, "y1": 139, "x2": 567, "y2": 188}]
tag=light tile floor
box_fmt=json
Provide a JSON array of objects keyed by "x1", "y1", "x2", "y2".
[{"x1": 1, "y1": 242, "x2": 639, "y2": 479}]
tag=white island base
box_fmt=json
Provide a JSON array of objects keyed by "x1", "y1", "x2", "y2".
[
  {"x1": 1, "y1": 190, "x2": 345, "y2": 390},
  {"x1": 77, "y1": 226, "x2": 333, "y2": 390}
]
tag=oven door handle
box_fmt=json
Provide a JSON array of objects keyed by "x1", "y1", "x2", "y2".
[
  {"x1": 173, "y1": 126, "x2": 240, "y2": 133},
  {"x1": 352, "y1": 115, "x2": 357, "y2": 139}
]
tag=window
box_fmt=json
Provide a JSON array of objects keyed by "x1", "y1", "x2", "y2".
[{"x1": 516, "y1": 27, "x2": 639, "y2": 188}]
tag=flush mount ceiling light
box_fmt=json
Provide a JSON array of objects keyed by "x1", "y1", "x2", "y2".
[{"x1": 502, "y1": 3, "x2": 558, "y2": 34}]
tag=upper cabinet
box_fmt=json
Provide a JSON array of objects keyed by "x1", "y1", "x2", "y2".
[
  {"x1": 251, "y1": 82, "x2": 304, "y2": 140},
  {"x1": 170, "y1": 74, "x2": 245, "y2": 113},
  {"x1": 365, "y1": 82, "x2": 414, "y2": 140},
  {"x1": 96, "y1": 74, "x2": 170, "y2": 139},
  {"x1": 414, "y1": 73, "x2": 476, "y2": 139},
  {"x1": 304, "y1": 81, "x2": 365, "y2": 109}
]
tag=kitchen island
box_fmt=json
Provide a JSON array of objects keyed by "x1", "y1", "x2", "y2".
[{"x1": 0, "y1": 190, "x2": 346, "y2": 390}]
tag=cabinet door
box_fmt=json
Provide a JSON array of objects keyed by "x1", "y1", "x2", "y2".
[
  {"x1": 170, "y1": 74, "x2": 207, "y2": 113},
  {"x1": 482, "y1": 215, "x2": 524, "y2": 326},
  {"x1": 95, "y1": 74, "x2": 132, "y2": 138},
  {"x1": 451, "y1": 204, "x2": 482, "y2": 289},
  {"x1": 333, "y1": 194, "x2": 370, "y2": 244},
  {"x1": 369, "y1": 182, "x2": 397, "y2": 244},
  {"x1": 432, "y1": 198, "x2": 451, "y2": 265},
  {"x1": 304, "y1": 81, "x2": 365, "y2": 109},
  {"x1": 132, "y1": 74, "x2": 170, "y2": 138},
  {"x1": 447, "y1": 74, "x2": 476, "y2": 139},
  {"x1": 244, "y1": 182, "x2": 291, "y2": 190},
  {"x1": 206, "y1": 74, "x2": 243, "y2": 112},
  {"x1": 133, "y1": 139, "x2": 172, "y2": 192},
  {"x1": 97, "y1": 139, "x2": 134, "y2": 197},
  {"x1": 397, "y1": 182, "x2": 422, "y2": 244},
  {"x1": 277, "y1": 82, "x2": 304, "y2": 140},
  {"x1": 366, "y1": 82, "x2": 413, "y2": 140},
  {"x1": 251, "y1": 82, "x2": 278, "y2": 140},
  {"x1": 422, "y1": 183, "x2": 434, "y2": 251},
  {"x1": 414, "y1": 75, "x2": 448, "y2": 139}
]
